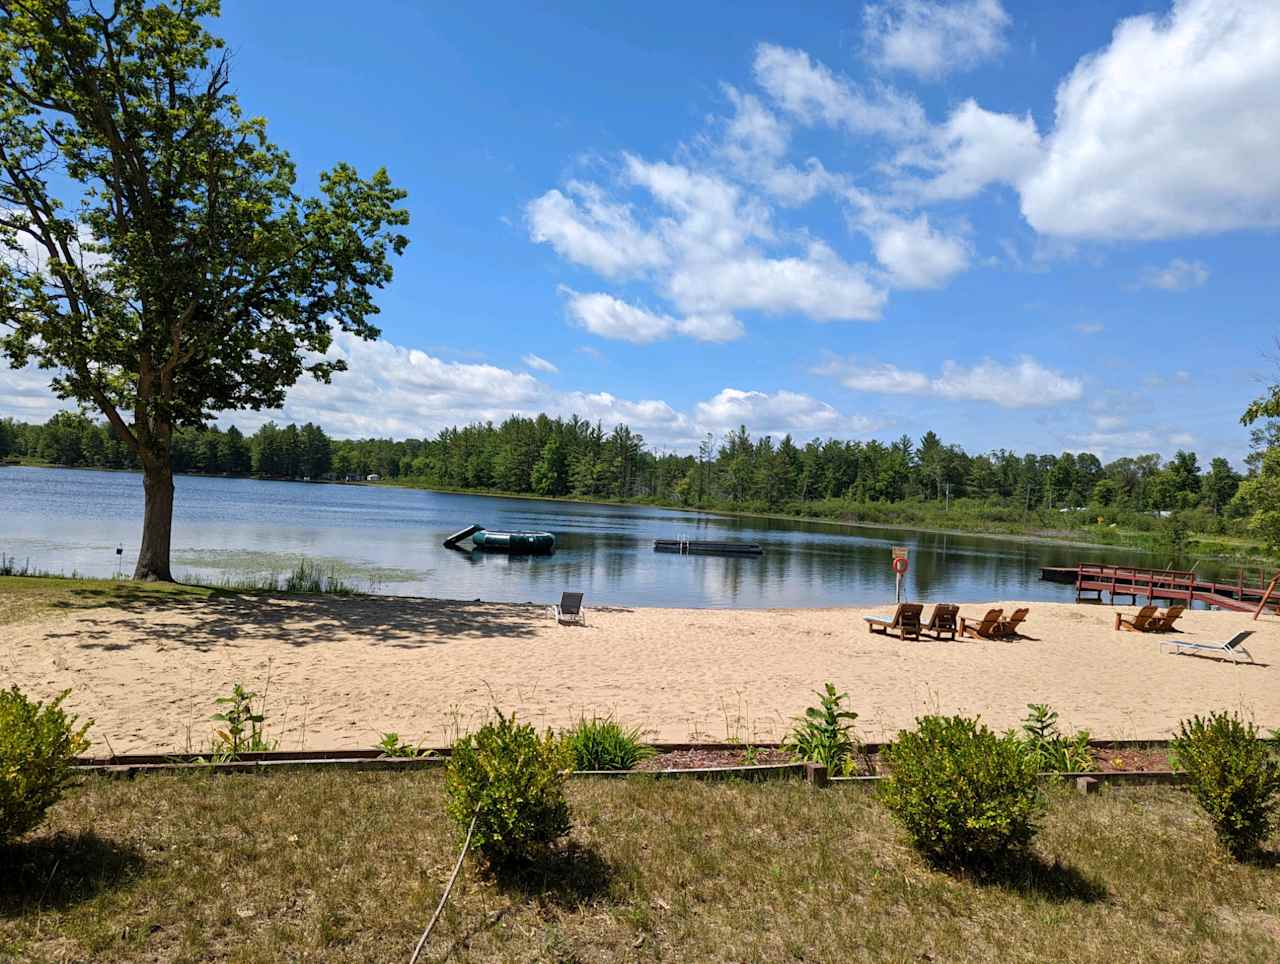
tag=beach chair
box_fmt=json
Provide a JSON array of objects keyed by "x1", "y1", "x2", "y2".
[
  {"x1": 924, "y1": 603, "x2": 959, "y2": 640},
  {"x1": 1114, "y1": 605, "x2": 1158, "y2": 632},
  {"x1": 864, "y1": 603, "x2": 924, "y2": 641},
  {"x1": 1160, "y1": 630, "x2": 1254, "y2": 664},
  {"x1": 997, "y1": 607, "x2": 1030, "y2": 638},
  {"x1": 959, "y1": 608, "x2": 1003, "y2": 639},
  {"x1": 1147, "y1": 605, "x2": 1185, "y2": 633},
  {"x1": 554, "y1": 592, "x2": 586, "y2": 626}
]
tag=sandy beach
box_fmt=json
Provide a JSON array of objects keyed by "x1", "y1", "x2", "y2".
[{"x1": 3, "y1": 592, "x2": 1277, "y2": 753}]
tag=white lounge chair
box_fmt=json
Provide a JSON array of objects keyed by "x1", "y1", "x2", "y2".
[
  {"x1": 554, "y1": 592, "x2": 586, "y2": 626},
  {"x1": 1160, "y1": 630, "x2": 1255, "y2": 664}
]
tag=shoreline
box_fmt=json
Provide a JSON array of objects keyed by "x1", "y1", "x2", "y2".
[{"x1": 5, "y1": 587, "x2": 1275, "y2": 753}]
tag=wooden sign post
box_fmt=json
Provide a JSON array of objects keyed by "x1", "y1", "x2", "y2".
[{"x1": 892, "y1": 546, "x2": 910, "y2": 604}]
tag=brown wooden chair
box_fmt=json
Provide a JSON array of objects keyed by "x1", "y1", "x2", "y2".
[
  {"x1": 1148, "y1": 605, "x2": 1185, "y2": 632},
  {"x1": 959, "y1": 608, "x2": 1004, "y2": 639},
  {"x1": 997, "y1": 607, "x2": 1030, "y2": 638},
  {"x1": 1115, "y1": 605, "x2": 1158, "y2": 632},
  {"x1": 924, "y1": 603, "x2": 959, "y2": 640},
  {"x1": 864, "y1": 603, "x2": 924, "y2": 641}
]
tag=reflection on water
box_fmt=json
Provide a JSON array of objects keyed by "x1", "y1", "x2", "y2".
[{"x1": 1, "y1": 465, "x2": 1189, "y2": 608}]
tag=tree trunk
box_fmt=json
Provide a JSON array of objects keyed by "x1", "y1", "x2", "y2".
[{"x1": 134, "y1": 457, "x2": 175, "y2": 581}]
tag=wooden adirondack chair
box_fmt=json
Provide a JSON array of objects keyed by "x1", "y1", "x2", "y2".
[
  {"x1": 864, "y1": 603, "x2": 924, "y2": 641},
  {"x1": 1115, "y1": 605, "x2": 1158, "y2": 632},
  {"x1": 924, "y1": 603, "x2": 959, "y2": 640},
  {"x1": 959, "y1": 608, "x2": 1003, "y2": 639},
  {"x1": 1148, "y1": 605, "x2": 1185, "y2": 632},
  {"x1": 997, "y1": 607, "x2": 1029, "y2": 638}
]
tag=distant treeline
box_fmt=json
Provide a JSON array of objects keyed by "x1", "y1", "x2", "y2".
[{"x1": 0, "y1": 411, "x2": 1244, "y2": 521}]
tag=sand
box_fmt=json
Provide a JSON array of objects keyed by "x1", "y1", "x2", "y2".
[{"x1": 3, "y1": 593, "x2": 1277, "y2": 753}]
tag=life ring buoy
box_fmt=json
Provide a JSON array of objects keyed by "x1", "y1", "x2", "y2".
[{"x1": 892, "y1": 556, "x2": 909, "y2": 575}]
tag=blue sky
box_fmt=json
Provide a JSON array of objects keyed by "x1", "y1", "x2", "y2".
[{"x1": 3, "y1": 0, "x2": 1277, "y2": 464}]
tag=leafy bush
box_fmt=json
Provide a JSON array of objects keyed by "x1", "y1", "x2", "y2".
[
  {"x1": 1, "y1": 686, "x2": 91, "y2": 844},
  {"x1": 1171, "y1": 712, "x2": 1280, "y2": 860},
  {"x1": 377, "y1": 732, "x2": 424, "y2": 758},
  {"x1": 881, "y1": 715, "x2": 1044, "y2": 866},
  {"x1": 1020, "y1": 704, "x2": 1093, "y2": 773},
  {"x1": 782, "y1": 682, "x2": 861, "y2": 775},
  {"x1": 445, "y1": 710, "x2": 573, "y2": 868},
  {"x1": 562, "y1": 716, "x2": 653, "y2": 771}
]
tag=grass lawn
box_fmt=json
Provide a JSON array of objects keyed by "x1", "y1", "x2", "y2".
[
  {"x1": 0, "y1": 575, "x2": 217, "y2": 628},
  {"x1": 2, "y1": 773, "x2": 1277, "y2": 962}
]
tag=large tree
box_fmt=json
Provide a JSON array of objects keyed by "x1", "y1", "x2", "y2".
[{"x1": 0, "y1": 0, "x2": 408, "y2": 579}]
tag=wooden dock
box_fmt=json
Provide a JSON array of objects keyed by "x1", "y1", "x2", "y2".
[
  {"x1": 1043, "y1": 563, "x2": 1280, "y2": 617},
  {"x1": 654, "y1": 539, "x2": 764, "y2": 557}
]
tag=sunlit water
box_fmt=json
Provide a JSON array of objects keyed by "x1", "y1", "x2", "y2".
[{"x1": 1, "y1": 465, "x2": 1192, "y2": 608}]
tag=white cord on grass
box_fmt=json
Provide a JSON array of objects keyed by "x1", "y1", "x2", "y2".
[{"x1": 408, "y1": 810, "x2": 479, "y2": 964}]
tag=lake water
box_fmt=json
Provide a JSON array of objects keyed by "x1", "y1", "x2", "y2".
[{"x1": 1, "y1": 464, "x2": 1183, "y2": 609}]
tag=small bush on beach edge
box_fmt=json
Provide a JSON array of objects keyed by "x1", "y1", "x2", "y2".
[
  {"x1": 562, "y1": 716, "x2": 654, "y2": 771},
  {"x1": 782, "y1": 683, "x2": 861, "y2": 776},
  {"x1": 1172, "y1": 711, "x2": 1280, "y2": 860},
  {"x1": 445, "y1": 710, "x2": 573, "y2": 869},
  {"x1": 881, "y1": 714, "x2": 1043, "y2": 868},
  {"x1": 1, "y1": 686, "x2": 91, "y2": 844}
]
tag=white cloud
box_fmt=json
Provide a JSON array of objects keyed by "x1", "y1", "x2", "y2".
[
  {"x1": 1074, "y1": 322, "x2": 1105, "y2": 335},
  {"x1": 1169, "y1": 432, "x2": 1196, "y2": 446},
  {"x1": 525, "y1": 182, "x2": 668, "y2": 278},
  {"x1": 0, "y1": 357, "x2": 70, "y2": 421},
  {"x1": 695, "y1": 388, "x2": 879, "y2": 438},
  {"x1": 560, "y1": 288, "x2": 743, "y2": 344},
  {"x1": 522, "y1": 353, "x2": 558, "y2": 373},
  {"x1": 1138, "y1": 258, "x2": 1210, "y2": 291},
  {"x1": 752, "y1": 43, "x2": 926, "y2": 141},
  {"x1": 865, "y1": 213, "x2": 971, "y2": 288},
  {"x1": 897, "y1": 99, "x2": 1042, "y2": 202},
  {"x1": 863, "y1": 0, "x2": 1011, "y2": 79},
  {"x1": 817, "y1": 354, "x2": 1083, "y2": 408},
  {"x1": 1019, "y1": 0, "x2": 1280, "y2": 239}
]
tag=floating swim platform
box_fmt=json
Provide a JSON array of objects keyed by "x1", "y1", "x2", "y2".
[
  {"x1": 443, "y1": 524, "x2": 555, "y2": 554},
  {"x1": 654, "y1": 539, "x2": 763, "y2": 557}
]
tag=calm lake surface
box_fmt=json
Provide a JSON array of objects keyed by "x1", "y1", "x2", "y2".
[{"x1": 1, "y1": 465, "x2": 1188, "y2": 609}]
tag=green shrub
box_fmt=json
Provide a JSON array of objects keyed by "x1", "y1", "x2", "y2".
[
  {"x1": 210, "y1": 682, "x2": 275, "y2": 756},
  {"x1": 1, "y1": 686, "x2": 91, "y2": 844},
  {"x1": 1020, "y1": 703, "x2": 1093, "y2": 773},
  {"x1": 881, "y1": 715, "x2": 1044, "y2": 866},
  {"x1": 1171, "y1": 712, "x2": 1280, "y2": 860},
  {"x1": 562, "y1": 716, "x2": 653, "y2": 771},
  {"x1": 445, "y1": 710, "x2": 573, "y2": 868},
  {"x1": 377, "y1": 732, "x2": 424, "y2": 758},
  {"x1": 782, "y1": 682, "x2": 861, "y2": 775}
]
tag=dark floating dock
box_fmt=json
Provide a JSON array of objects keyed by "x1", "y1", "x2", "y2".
[{"x1": 654, "y1": 539, "x2": 763, "y2": 557}]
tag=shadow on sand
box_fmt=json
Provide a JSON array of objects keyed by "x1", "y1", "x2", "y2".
[{"x1": 43, "y1": 586, "x2": 547, "y2": 652}]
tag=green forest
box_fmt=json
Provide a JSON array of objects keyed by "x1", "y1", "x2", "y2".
[{"x1": 5, "y1": 409, "x2": 1278, "y2": 560}]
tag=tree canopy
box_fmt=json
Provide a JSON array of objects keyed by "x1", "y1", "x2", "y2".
[{"x1": 0, "y1": 0, "x2": 408, "y2": 578}]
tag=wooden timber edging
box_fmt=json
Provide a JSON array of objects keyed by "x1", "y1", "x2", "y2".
[{"x1": 69, "y1": 738, "x2": 1182, "y2": 769}]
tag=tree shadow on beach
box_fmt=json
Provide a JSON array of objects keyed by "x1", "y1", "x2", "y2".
[
  {"x1": 43, "y1": 587, "x2": 547, "y2": 652},
  {"x1": 0, "y1": 831, "x2": 145, "y2": 918}
]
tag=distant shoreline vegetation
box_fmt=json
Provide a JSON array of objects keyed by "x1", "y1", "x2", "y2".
[{"x1": 0, "y1": 411, "x2": 1269, "y2": 565}]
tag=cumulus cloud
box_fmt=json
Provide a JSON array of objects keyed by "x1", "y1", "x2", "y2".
[
  {"x1": 525, "y1": 182, "x2": 668, "y2": 278},
  {"x1": 863, "y1": 0, "x2": 1011, "y2": 79},
  {"x1": 1019, "y1": 0, "x2": 1280, "y2": 239},
  {"x1": 817, "y1": 354, "x2": 1083, "y2": 409},
  {"x1": 752, "y1": 43, "x2": 926, "y2": 141},
  {"x1": 1138, "y1": 257, "x2": 1210, "y2": 291},
  {"x1": 522, "y1": 353, "x2": 558, "y2": 373},
  {"x1": 695, "y1": 388, "x2": 879, "y2": 438},
  {"x1": 896, "y1": 99, "x2": 1042, "y2": 202},
  {"x1": 864, "y1": 213, "x2": 971, "y2": 288},
  {"x1": 560, "y1": 288, "x2": 743, "y2": 344},
  {"x1": 0, "y1": 357, "x2": 69, "y2": 421}
]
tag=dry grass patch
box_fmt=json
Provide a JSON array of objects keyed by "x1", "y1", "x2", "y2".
[
  {"x1": 0, "y1": 773, "x2": 1277, "y2": 962},
  {"x1": 0, "y1": 575, "x2": 216, "y2": 628}
]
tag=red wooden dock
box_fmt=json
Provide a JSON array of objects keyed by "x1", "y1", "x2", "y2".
[{"x1": 1062, "y1": 564, "x2": 1280, "y2": 617}]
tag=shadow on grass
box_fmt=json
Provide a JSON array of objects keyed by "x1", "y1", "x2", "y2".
[
  {"x1": 941, "y1": 851, "x2": 1109, "y2": 904},
  {"x1": 492, "y1": 842, "x2": 616, "y2": 909},
  {"x1": 0, "y1": 831, "x2": 145, "y2": 918}
]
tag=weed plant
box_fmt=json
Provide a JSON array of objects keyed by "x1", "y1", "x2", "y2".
[{"x1": 562, "y1": 717, "x2": 654, "y2": 771}]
